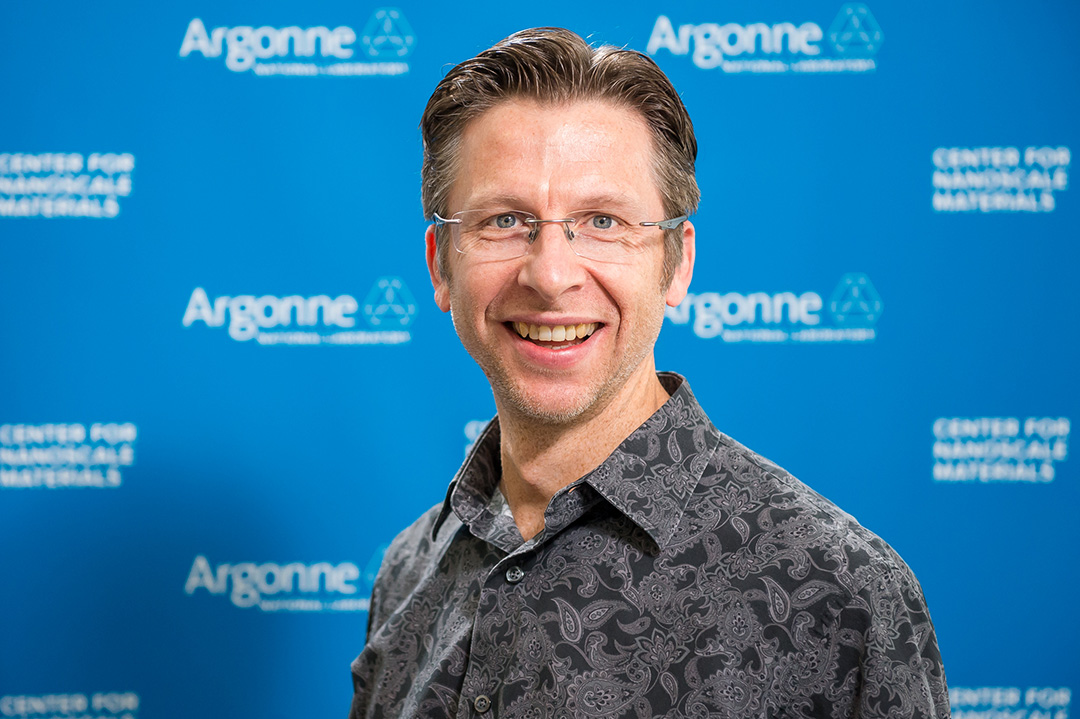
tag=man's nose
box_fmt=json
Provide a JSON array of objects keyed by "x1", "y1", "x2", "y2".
[{"x1": 516, "y1": 221, "x2": 587, "y2": 302}]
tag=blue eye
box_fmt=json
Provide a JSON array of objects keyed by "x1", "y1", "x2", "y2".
[
  {"x1": 590, "y1": 215, "x2": 615, "y2": 230},
  {"x1": 493, "y1": 214, "x2": 518, "y2": 229}
]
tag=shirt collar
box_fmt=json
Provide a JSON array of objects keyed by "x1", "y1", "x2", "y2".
[
  {"x1": 432, "y1": 372, "x2": 720, "y2": 551},
  {"x1": 432, "y1": 415, "x2": 503, "y2": 543}
]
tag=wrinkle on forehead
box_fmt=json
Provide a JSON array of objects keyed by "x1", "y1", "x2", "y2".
[{"x1": 450, "y1": 99, "x2": 659, "y2": 215}]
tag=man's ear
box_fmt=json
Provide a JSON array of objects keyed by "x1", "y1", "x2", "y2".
[
  {"x1": 426, "y1": 225, "x2": 451, "y2": 313},
  {"x1": 665, "y1": 220, "x2": 696, "y2": 307}
]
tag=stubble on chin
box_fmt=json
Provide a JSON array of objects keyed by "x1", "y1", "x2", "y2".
[{"x1": 488, "y1": 370, "x2": 598, "y2": 427}]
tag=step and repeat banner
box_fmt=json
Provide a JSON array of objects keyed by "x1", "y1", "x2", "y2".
[{"x1": 1, "y1": 1, "x2": 1076, "y2": 717}]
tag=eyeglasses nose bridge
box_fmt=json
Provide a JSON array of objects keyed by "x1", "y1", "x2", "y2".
[{"x1": 524, "y1": 217, "x2": 576, "y2": 244}]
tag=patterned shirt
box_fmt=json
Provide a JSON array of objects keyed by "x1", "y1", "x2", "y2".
[{"x1": 350, "y1": 373, "x2": 949, "y2": 718}]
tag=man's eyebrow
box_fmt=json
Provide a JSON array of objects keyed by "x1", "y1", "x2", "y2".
[
  {"x1": 573, "y1": 194, "x2": 638, "y2": 211},
  {"x1": 461, "y1": 193, "x2": 529, "y2": 210}
]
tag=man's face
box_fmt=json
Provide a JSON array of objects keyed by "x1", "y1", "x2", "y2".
[{"x1": 426, "y1": 99, "x2": 694, "y2": 425}]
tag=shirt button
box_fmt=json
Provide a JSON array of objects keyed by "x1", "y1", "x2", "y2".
[
  {"x1": 505, "y1": 566, "x2": 525, "y2": 584},
  {"x1": 474, "y1": 694, "x2": 491, "y2": 713}
]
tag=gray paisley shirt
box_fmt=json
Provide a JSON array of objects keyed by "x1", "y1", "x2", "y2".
[{"x1": 350, "y1": 373, "x2": 948, "y2": 718}]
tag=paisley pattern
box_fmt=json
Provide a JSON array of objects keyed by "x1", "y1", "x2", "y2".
[{"x1": 350, "y1": 374, "x2": 949, "y2": 718}]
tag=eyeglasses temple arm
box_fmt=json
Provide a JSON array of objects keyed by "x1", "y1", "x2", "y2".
[
  {"x1": 431, "y1": 213, "x2": 461, "y2": 227},
  {"x1": 640, "y1": 215, "x2": 688, "y2": 231}
]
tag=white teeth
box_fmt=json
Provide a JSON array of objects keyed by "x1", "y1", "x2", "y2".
[{"x1": 514, "y1": 322, "x2": 597, "y2": 342}]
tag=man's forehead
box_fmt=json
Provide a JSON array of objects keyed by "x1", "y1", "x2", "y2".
[
  {"x1": 463, "y1": 97, "x2": 650, "y2": 142},
  {"x1": 449, "y1": 98, "x2": 661, "y2": 211}
]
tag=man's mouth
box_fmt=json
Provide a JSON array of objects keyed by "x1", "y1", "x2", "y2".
[{"x1": 508, "y1": 321, "x2": 599, "y2": 347}]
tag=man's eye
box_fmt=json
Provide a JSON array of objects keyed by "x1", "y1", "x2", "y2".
[
  {"x1": 491, "y1": 214, "x2": 519, "y2": 229},
  {"x1": 590, "y1": 215, "x2": 616, "y2": 230}
]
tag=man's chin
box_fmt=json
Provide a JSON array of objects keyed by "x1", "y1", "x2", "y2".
[{"x1": 492, "y1": 377, "x2": 601, "y2": 427}]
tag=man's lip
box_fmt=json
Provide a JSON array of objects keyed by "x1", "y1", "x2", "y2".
[
  {"x1": 502, "y1": 317, "x2": 604, "y2": 326},
  {"x1": 503, "y1": 321, "x2": 604, "y2": 368}
]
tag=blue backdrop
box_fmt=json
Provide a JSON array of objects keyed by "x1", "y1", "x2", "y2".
[{"x1": 1, "y1": 1, "x2": 1075, "y2": 718}]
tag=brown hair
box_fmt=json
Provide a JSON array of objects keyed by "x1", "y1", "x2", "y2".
[{"x1": 420, "y1": 27, "x2": 699, "y2": 284}]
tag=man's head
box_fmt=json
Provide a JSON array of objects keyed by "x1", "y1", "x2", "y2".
[
  {"x1": 420, "y1": 28, "x2": 698, "y2": 426},
  {"x1": 420, "y1": 27, "x2": 699, "y2": 286}
]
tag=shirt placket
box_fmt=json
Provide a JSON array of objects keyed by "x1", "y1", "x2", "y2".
[{"x1": 455, "y1": 484, "x2": 596, "y2": 717}]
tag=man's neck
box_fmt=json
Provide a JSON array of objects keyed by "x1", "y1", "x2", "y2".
[{"x1": 496, "y1": 367, "x2": 671, "y2": 542}]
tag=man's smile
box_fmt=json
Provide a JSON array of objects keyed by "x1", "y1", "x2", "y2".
[
  {"x1": 508, "y1": 321, "x2": 600, "y2": 347},
  {"x1": 499, "y1": 318, "x2": 607, "y2": 369}
]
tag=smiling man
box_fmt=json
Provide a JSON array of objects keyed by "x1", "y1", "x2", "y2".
[{"x1": 350, "y1": 28, "x2": 948, "y2": 718}]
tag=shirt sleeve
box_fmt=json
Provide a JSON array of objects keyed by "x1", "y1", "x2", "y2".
[{"x1": 835, "y1": 566, "x2": 951, "y2": 719}]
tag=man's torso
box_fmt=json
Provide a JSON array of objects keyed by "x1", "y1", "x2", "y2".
[{"x1": 350, "y1": 374, "x2": 948, "y2": 718}]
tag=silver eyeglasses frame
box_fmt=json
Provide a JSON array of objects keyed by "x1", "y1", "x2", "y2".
[{"x1": 431, "y1": 210, "x2": 689, "y2": 258}]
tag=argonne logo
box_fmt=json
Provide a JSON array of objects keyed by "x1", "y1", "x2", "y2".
[
  {"x1": 665, "y1": 273, "x2": 882, "y2": 343},
  {"x1": 178, "y1": 7, "x2": 415, "y2": 76},
  {"x1": 827, "y1": 4, "x2": 884, "y2": 56},
  {"x1": 184, "y1": 555, "x2": 367, "y2": 612},
  {"x1": 647, "y1": 3, "x2": 883, "y2": 74},
  {"x1": 184, "y1": 547, "x2": 387, "y2": 612},
  {"x1": 181, "y1": 277, "x2": 416, "y2": 345}
]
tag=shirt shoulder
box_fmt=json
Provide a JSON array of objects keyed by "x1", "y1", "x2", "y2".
[
  {"x1": 693, "y1": 433, "x2": 949, "y2": 716},
  {"x1": 368, "y1": 501, "x2": 461, "y2": 635},
  {"x1": 703, "y1": 430, "x2": 924, "y2": 600}
]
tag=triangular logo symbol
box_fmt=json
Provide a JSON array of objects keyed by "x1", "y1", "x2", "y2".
[
  {"x1": 360, "y1": 7, "x2": 416, "y2": 59},
  {"x1": 829, "y1": 273, "x2": 883, "y2": 326},
  {"x1": 361, "y1": 545, "x2": 388, "y2": 593},
  {"x1": 363, "y1": 277, "x2": 417, "y2": 328},
  {"x1": 828, "y1": 3, "x2": 884, "y2": 56}
]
